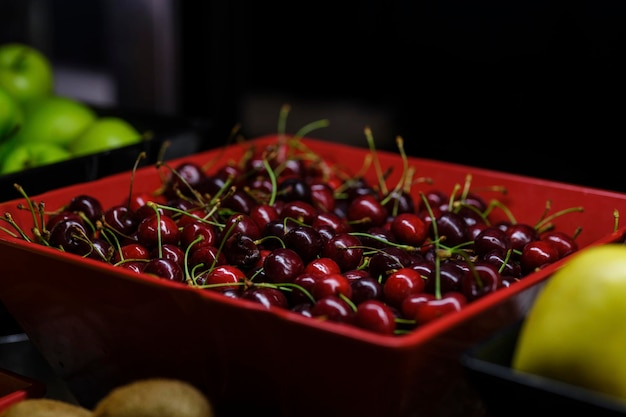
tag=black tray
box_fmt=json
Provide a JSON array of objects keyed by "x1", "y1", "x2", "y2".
[
  {"x1": 0, "y1": 107, "x2": 215, "y2": 202},
  {"x1": 461, "y1": 320, "x2": 626, "y2": 417}
]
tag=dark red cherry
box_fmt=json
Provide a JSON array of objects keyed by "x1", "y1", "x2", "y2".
[
  {"x1": 284, "y1": 225, "x2": 324, "y2": 264},
  {"x1": 222, "y1": 232, "x2": 261, "y2": 269},
  {"x1": 506, "y1": 223, "x2": 539, "y2": 253},
  {"x1": 103, "y1": 204, "x2": 138, "y2": 237},
  {"x1": 354, "y1": 299, "x2": 396, "y2": 335},
  {"x1": 263, "y1": 248, "x2": 304, "y2": 284},
  {"x1": 431, "y1": 211, "x2": 470, "y2": 248},
  {"x1": 136, "y1": 213, "x2": 181, "y2": 249},
  {"x1": 347, "y1": 194, "x2": 388, "y2": 231},
  {"x1": 461, "y1": 261, "x2": 501, "y2": 301},
  {"x1": 540, "y1": 230, "x2": 578, "y2": 258},
  {"x1": 142, "y1": 258, "x2": 184, "y2": 282},
  {"x1": 112, "y1": 242, "x2": 150, "y2": 264},
  {"x1": 200, "y1": 265, "x2": 246, "y2": 292},
  {"x1": 322, "y1": 233, "x2": 364, "y2": 272},
  {"x1": 150, "y1": 243, "x2": 185, "y2": 268},
  {"x1": 180, "y1": 221, "x2": 217, "y2": 250},
  {"x1": 413, "y1": 291, "x2": 467, "y2": 325},
  {"x1": 280, "y1": 200, "x2": 318, "y2": 224},
  {"x1": 304, "y1": 257, "x2": 342, "y2": 276},
  {"x1": 390, "y1": 213, "x2": 428, "y2": 246},
  {"x1": 520, "y1": 240, "x2": 560, "y2": 274},
  {"x1": 311, "y1": 295, "x2": 355, "y2": 324},
  {"x1": 241, "y1": 286, "x2": 288, "y2": 309},
  {"x1": 473, "y1": 226, "x2": 511, "y2": 257},
  {"x1": 67, "y1": 194, "x2": 103, "y2": 224},
  {"x1": 383, "y1": 267, "x2": 426, "y2": 308}
]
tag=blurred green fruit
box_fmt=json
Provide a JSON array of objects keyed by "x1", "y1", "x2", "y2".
[
  {"x1": 0, "y1": 85, "x2": 23, "y2": 141},
  {"x1": 0, "y1": 141, "x2": 71, "y2": 174},
  {"x1": 0, "y1": 43, "x2": 53, "y2": 105},
  {"x1": 14, "y1": 95, "x2": 97, "y2": 147},
  {"x1": 68, "y1": 116, "x2": 142, "y2": 156}
]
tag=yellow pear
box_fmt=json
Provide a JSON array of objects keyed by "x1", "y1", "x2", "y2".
[{"x1": 512, "y1": 243, "x2": 626, "y2": 401}]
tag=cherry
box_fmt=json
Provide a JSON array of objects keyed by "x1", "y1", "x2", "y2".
[
  {"x1": 309, "y1": 181, "x2": 336, "y2": 213},
  {"x1": 347, "y1": 194, "x2": 388, "y2": 231},
  {"x1": 280, "y1": 200, "x2": 318, "y2": 224},
  {"x1": 311, "y1": 211, "x2": 351, "y2": 234},
  {"x1": 223, "y1": 213, "x2": 262, "y2": 242},
  {"x1": 263, "y1": 248, "x2": 304, "y2": 283},
  {"x1": 321, "y1": 232, "x2": 364, "y2": 272},
  {"x1": 142, "y1": 258, "x2": 184, "y2": 282},
  {"x1": 482, "y1": 249, "x2": 522, "y2": 278},
  {"x1": 249, "y1": 203, "x2": 279, "y2": 231},
  {"x1": 383, "y1": 267, "x2": 426, "y2": 308},
  {"x1": 413, "y1": 292, "x2": 467, "y2": 325},
  {"x1": 117, "y1": 260, "x2": 145, "y2": 274},
  {"x1": 473, "y1": 226, "x2": 511, "y2": 257},
  {"x1": 112, "y1": 242, "x2": 150, "y2": 264},
  {"x1": 390, "y1": 213, "x2": 428, "y2": 247},
  {"x1": 308, "y1": 272, "x2": 353, "y2": 300},
  {"x1": 164, "y1": 161, "x2": 206, "y2": 199},
  {"x1": 187, "y1": 245, "x2": 227, "y2": 272},
  {"x1": 67, "y1": 194, "x2": 103, "y2": 224},
  {"x1": 425, "y1": 260, "x2": 468, "y2": 294},
  {"x1": 304, "y1": 257, "x2": 341, "y2": 276},
  {"x1": 383, "y1": 189, "x2": 415, "y2": 216},
  {"x1": 354, "y1": 299, "x2": 396, "y2": 335},
  {"x1": 310, "y1": 295, "x2": 354, "y2": 324},
  {"x1": 200, "y1": 265, "x2": 246, "y2": 292},
  {"x1": 136, "y1": 213, "x2": 181, "y2": 249},
  {"x1": 85, "y1": 237, "x2": 112, "y2": 262},
  {"x1": 431, "y1": 211, "x2": 470, "y2": 248},
  {"x1": 520, "y1": 240, "x2": 560, "y2": 274},
  {"x1": 461, "y1": 261, "x2": 501, "y2": 301},
  {"x1": 367, "y1": 246, "x2": 415, "y2": 283},
  {"x1": 506, "y1": 223, "x2": 539, "y2": 253},
  {"x1": 241, "y1": 286, "x2": 288, "y2": 309},
  {"x1": 261, "y1": 218, "x2": 299, "y2": 250},
  {"x1": 150, "y1": 243, "x2": 185, "y2": 268},
  {"x1": 283, "y1": 225, "x2": 324, "y2": 264},
  {"x1": 400, "y1": 293, "x2": 433, "y2": 319},
  {"x1": 349, "y1": 273, "x2": 383, "y2": 305},
  {"x1": 180, "y1": 221, "x2": 217, "y2": 250},
  {"x1": 222, "y1": 232, "x2": 261, "y2": 269},
  {"x1": 48, "y1": 214, "x2": 92, "y2": 255},
  {"x1": 276, "y1": 177, "x2": 311, "y2": 203},
  {"x1": 540, "y1": 230, "x2": 579, "y2": 258},
  {"x1": 103, "y1": 204, "x2": 138, "y2": 237}
]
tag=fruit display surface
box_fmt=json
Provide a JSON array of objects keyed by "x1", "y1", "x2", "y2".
[{"x1": 0, "y1": 134, "x2": 625, "y2": 417}]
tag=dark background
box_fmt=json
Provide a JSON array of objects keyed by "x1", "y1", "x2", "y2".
[{"x1": 1, "y1": 0, "x2": 626, "y2": 190}]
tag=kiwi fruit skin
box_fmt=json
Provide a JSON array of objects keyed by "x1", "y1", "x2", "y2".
[
  {"x1": 0, "y1": 398, "x2": 93, "y2": 417},
  {"x1": 92, "y1": 378, "x2": 214, "y2": 417}
]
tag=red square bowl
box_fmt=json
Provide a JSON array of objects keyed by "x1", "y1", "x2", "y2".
[{"x1": 0, "y1": 135, "x2": 625, "y2": 417}]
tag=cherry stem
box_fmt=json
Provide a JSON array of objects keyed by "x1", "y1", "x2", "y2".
[{"x1": 364, "y1": 126, "x2": 388, "y2": 196}]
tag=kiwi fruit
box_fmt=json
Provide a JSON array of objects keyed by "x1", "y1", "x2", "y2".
[
  {"x1": 0, "y1": 398, "x2": 93, "y2": 417},
  {"x1": 92, "y1": 378, "x2": 214, "y2": 417}
]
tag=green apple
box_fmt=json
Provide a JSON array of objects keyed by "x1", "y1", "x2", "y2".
[
  {"x1": 512, "y1": 244, "x2": 626, "y2": 401},
  {"x1": 68, "y1": 116, "x2": 142, "y2": 157},
  {"x1": 0, "y1": 43, "x2": 53, "y2": 105},
  {"x1": 13, "y1": 95, "x2": 97, "y2": 147},
  {"x1": 0, "y1": 141, "x2": 72, "y2": 174},
  {"x1": 0, "y1": 85, "x2": 23, "y2": 141}
]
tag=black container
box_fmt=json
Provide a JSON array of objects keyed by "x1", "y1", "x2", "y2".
[
  {"x1": 0, "y1": 107, "x2": 215, "y2": 202},
  {"x1": 461, "y1": 320, "x2": 626, "y2": 417}
]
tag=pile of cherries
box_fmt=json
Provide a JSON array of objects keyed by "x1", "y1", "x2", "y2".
[{"x1": 4, "y1": 136, "x2": 582, "y2": 336}]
